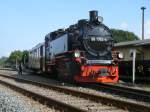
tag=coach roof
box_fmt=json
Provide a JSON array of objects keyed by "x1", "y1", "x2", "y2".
[{"x1": 30, "y1": 42, "x2": 44, "y2": 51}]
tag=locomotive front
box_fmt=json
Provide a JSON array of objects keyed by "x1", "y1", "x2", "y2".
[
  {"x1": 73, "y1": 11, "x2": 120, "y2": 83},
  {"x1": 83, "y1": 11, "x2": 113, "y2": 59}
]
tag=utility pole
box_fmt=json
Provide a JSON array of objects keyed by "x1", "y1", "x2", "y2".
[{"x1": 141, "y1": 6, "x2": 146, "y2": 40}]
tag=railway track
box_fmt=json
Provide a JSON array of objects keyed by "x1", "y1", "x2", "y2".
[
  {"x1": 0, "y1": 67, "x2": 16, "y2": 71},
  {"x1": 84, "y1": 83, "x2": 150, "y2": 103},
  {"x1": 0, "y1": 74, "x2": 150, "y2": 112}
]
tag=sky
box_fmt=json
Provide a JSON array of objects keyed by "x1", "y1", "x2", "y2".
[{"x1": 0, "y1": 0, "x2": 150, "y2": 57}]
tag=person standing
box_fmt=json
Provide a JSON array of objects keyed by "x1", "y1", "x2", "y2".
[{"x1": 18, "y1": 61, "x2": 22, "y2": 75}]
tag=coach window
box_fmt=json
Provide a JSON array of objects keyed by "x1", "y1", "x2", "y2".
[
  {"x1": 37, "y1": 48, "x2": 39, "y2": 59},
  {"x1": 35, "y1": 49, "x2": 37, "y2": 59},
  {"x1": 38, "y1": 48, "x2": 39, "y2": 58},
  {"x1": 39, "y1": 48, "x2": 40, "y2": 58}
]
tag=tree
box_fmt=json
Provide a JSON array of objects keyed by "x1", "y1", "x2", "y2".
[
  {"x1": 22, "y1": 50, "x2": 29, "y2": 65},
  {"x1": 8, "y1": 50, "x2": 23, "y2": 64},
  {"x1": 111, "y1": 29, "x2": 139, "y2": 43},
  {"x1": 0, "y1": 57, "x2": 8, "y2": 65}
]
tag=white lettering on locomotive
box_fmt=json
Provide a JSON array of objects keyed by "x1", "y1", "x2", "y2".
[{"x1": 90, "y1": 37, "x2": 107, "y2": 42}]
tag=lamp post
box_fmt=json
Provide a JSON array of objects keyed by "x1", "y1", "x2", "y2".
[
  {"x1": 130, "y1": 49, "x2": 136, "y2": 84},
  {"x1": 141, "y1": 6, "x2": 146, "y2": 40}
]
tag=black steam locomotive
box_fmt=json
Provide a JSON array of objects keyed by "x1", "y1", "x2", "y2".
[{"x1": 28, "y1": 11, "x2": 122, "y2": 83}]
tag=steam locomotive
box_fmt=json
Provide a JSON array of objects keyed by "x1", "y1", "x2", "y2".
[{"x1": 28, "y1": 11, "x2": 122, "y2": 83}]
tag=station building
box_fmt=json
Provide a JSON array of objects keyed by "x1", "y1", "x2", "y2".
[
  {"x1": 114, "y1": 39, "x2": 150, "y2": 61},
  {"x1": 114, "y1": 39, "x2": 150, "y2": 82}
]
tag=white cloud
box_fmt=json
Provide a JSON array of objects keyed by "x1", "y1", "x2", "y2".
[
  {"x1": 120, "y1": 22, "x2": 128, "y2": 30},
  {"x1": 145, "y1": 20, "x2": 150, "y2": 39}
]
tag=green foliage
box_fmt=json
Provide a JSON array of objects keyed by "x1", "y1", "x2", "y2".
[
  {"x1": 0, "y1": 57, "x2": 8, "y2": 65},
  {"x1": 111, "y1": 29, "x2": 139, "y2": 43},
  {"x1": 22, "y1": 50, "x2": 29, "y2": 64},
  {"x1": 8, "y1": 50, "x2": 23, "y2": 64},
  {"x1": 7, "y1": 50, "x2": 29, "y2": 65}
]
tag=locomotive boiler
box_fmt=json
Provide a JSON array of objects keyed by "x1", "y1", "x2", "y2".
[{"x1": 29, "y1": 10, "x2": 122, "y2": 83}]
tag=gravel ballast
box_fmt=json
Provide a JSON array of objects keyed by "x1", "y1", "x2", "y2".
[
  {"x1": 0, "y1": 76, "x2": 127, "y2": 112},
  {"x1": 0, "y1": 69, "x2": 149, "y2": 108},
  {"x1": 0, "y1": 70, "x2": 148, "y2": 104},
  {"x1": 0, "y1": 84, "x2": 58, "y2": 112}
]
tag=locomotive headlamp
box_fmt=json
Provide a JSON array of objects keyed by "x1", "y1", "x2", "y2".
[
  {"x1": 118, "y1": 52, "x2": 123, "y2": 59},
  {"x1": 74, "y1": 51, "x2": 80, "y2": 58},
  {"x1": 97, "y1": 16, "x2": 103, "y2": 23}
]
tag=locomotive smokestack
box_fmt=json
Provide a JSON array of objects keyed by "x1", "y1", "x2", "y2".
[{"x1": 89, "y1": 10, "x2": 98, "y2": 22}]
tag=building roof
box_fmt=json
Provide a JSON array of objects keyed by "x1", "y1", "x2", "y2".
[{"x1": 115, "y1": 39, "x2": 150, "y2": 47}]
